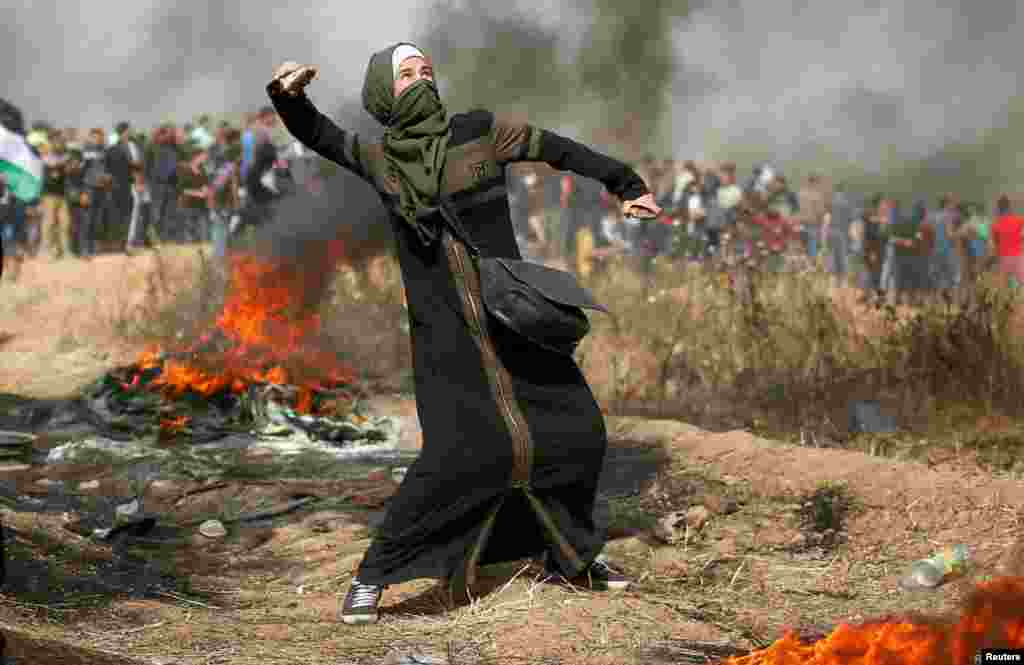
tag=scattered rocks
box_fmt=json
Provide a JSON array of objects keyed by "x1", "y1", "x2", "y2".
[
  {"x1": 702, "y1": 493, "x2": 740, "y2": 516},
  {"x1": 382, "y1": 651, "x2": 448, "y2": 665},
  {"x1": 654, "y1": 506, "x2": 711, "y2": 543},
  {"x1": 198, "y1": 520, "x2": 228, "y2": 539},
  {"x1": 685, "y1": 505, "x2": 712, "y2": 530},
  {"x1": 654, "y1": 512, "x2": 685, "y2": 544}
]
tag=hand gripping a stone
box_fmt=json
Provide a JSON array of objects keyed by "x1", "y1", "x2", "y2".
[{"x1": 270, "y1": 61, "x2": 319, "y2": 97}]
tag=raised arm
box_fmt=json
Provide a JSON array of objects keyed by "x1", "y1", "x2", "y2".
[
  {"x1": 266, "y1": 62, "x2": 370, "y2": 182},
  {"x1": 490, "y1": 115, "x2": 655, "y2": 215}
]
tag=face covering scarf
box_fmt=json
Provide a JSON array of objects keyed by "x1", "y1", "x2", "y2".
[{"x1": 362, "y1": 43, "x2": 450, "y2": 246}]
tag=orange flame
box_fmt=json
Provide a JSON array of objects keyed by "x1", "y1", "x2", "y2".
[
  {"x1": 722, "y1": 577, "x2": 1024, "y2": 665},
  {"x1": 159, "y1": 415, "x2": 191, "y2": 433},
  {"x1": 130, "y1": 239, "x2": 355, "y2": 414}
]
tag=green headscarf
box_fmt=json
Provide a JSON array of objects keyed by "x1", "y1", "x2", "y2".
[{"x1": 362, "y1": 42, "x2": 450, "y2": 245}]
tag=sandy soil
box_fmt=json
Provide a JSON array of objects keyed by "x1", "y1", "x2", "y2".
[{"x1": 1, "y1": 249, "x2": 1023, "y2": 664}]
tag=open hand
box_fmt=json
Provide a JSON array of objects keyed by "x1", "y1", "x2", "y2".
[
  {"x1": 271, "y1": 61, "x2": 319, "y2": 97},
  {"x1": 622, "y1": 192, "x2": 662, "y2": 219}
]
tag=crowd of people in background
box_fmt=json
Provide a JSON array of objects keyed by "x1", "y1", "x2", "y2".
[
  {"x1": 3, "y1": 105, "x2": 1022, "y2": 306},
  {"x1": 0, "y1": 105, "x2": 323, "y2": 279},
  {"x1": 509, "y1": 156, "x2": 1024, "y2": 305}
]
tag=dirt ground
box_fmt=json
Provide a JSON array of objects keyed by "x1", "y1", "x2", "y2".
[{"x1": 2, "y1": 250, "x2": 1023, "y2": 665}]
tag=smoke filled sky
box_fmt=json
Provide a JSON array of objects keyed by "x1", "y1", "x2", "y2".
[{"x1": 5, "y1": 0, "x2": 1020, "y2": 172}]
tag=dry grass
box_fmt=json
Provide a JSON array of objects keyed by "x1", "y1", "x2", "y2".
[{"x1": 96, "y1": 247, "x2": 1024, "y2": 470}]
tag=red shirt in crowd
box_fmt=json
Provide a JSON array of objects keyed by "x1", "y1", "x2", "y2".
[
  {"x1": 991, "y1": 214, "x2": 1024, "y2": 257},
  {"x1": 752, "y1": 213, "x2": 793, "y2": 253}
]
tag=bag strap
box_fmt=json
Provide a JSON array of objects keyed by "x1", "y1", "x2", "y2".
[{"x1": 436, "y1": 197, "x2": 482, "y2": 259}]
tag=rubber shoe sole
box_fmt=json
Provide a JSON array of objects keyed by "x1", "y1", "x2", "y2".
[{"x1": 340, "y1": 610, "x2": 379, "y2": 625}]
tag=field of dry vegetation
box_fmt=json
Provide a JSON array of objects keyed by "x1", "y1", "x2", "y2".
[
  {"x1": 2, "y1": 244, "x2": 1024, "y2": 664},
  {"x1": 85, "y1": 242, "x2": 1024, "y2": 473}
]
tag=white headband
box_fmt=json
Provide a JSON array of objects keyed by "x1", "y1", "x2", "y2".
[{"x1": 392, "y1": 44, "x2": 426, "y2": 81}]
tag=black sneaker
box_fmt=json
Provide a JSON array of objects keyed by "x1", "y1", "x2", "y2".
[
  {"x1": 544, "y1": 555, "x2": 631, "y2": 591},
  {"x1": 340, "y1": 579, "x2": 385, "y2": 625},
  {"x1": 580, "y1": 558, "x2": 631, "y2": 591}
]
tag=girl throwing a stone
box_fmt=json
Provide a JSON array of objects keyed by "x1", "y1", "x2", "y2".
[{"x1": 267, "y1": 43, "x2": 660, "y2": 625}]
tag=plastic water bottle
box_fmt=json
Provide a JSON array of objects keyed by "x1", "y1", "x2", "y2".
[{"x1": 901, "y1": 544, "x2": 969, "y2": 589}]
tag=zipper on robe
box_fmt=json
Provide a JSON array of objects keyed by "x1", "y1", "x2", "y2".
[
  {"x1": 445, "y1": 233, "x2": 585, "y2": 577},
  {"x1": 447, "y1": 235, "x2": 532, "y2": 486}
]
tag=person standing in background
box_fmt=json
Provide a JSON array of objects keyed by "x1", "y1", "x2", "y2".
[
  {"x1": 189, "y1": 114, "x2": 215, "y2": 151},
  {"x1": 956, "y1": 202, "x2": 991, "y2": 298},
  {"x1": 929, "y1": 193, "x2": 961, "y2": 299},
  {"x1": 240, "y1": 112, "x2": 256, "y2": 182},
  {"x1": 858, "y1": 194, "x2": 885, "y2": 304},
  {"x1": 796, "y1": 173, "x2": 825, "y2": 264},
  {"x1": 125, "y1": 159, "x2": 151, "y2": 251},
  {"x1": 146, "y1": 125, "x2": 180, "y2": 243},
  {"x1": 684, "y1": 179, "x2": 705, "y2": 260},
  {"x1": 0, "y1": 175, "x2": 15, "y2": 280},
  {"x1": 826, "y1": 182, "x2": 857, "y2": 288},
  {"x1": 107, "y1": 121, "x2": 140, "y2": 245},
  {"x1": 177, "y1": 148, "x2": 210, "y2": 244},
  {"x1": 80, "y1": 128, "x2": 114, "y2": 258},
  {"x1": 238, "y1": 106, "x2": 282, "y2": 234},
  {"x1": 989, "y1": 195, "x2": 1024, "y2": 291},
  {"x1": 63, "y1": 145, "x2": 87, "y2": 257},
  {"x1": 889, "y1": 201, "x2": 933, "y2": 306},
  {"x1": 878, "y1": 197, "x2": 896, "y2": 296},
  {"x1": 38, "y1": 137, "x2": 72, "y2": 260},
  {"x1": 207, "y1": 128, "x2": 242, "y2": 263}
]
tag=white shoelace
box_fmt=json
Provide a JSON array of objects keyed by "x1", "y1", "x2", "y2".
[{"x1": 348, "y1": 581, "x2": 381, "y2": 609}]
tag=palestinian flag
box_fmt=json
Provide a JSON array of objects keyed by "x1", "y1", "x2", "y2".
[{"x1": 0, "y1": 122, "x2": 43, "y2": 203}]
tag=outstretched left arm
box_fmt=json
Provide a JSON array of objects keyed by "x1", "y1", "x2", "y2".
[{"x1": 491, "y1": 116, "x2": 660, "y2": 218}]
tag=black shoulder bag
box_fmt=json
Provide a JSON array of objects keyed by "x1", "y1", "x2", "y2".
[{"x1": 437, "y1": 197, "x2": 609, "y2": 356}]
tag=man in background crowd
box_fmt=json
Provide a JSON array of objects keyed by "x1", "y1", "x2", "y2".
[
  {"x1": 38, "y1": 136, "x2": 72, "y2": 260},
  {"x1": 797, "y1": 173, "x2": 826, "y2": 262},
  {"x1": 207, "y1": 127, "x2": 242, "y2": 262},
  {"x1": 929, "y1": 193, "x2": 961, "y2": 298},
  {"x1": 240, "y1": 112, "x2": 256, "y2": 182},
  {"x1": 858, "y1": 194, "x2": 885, "y2": 303},
  {"x1": 955, "y1": 202, "x2": 990, "y2": 297},
  {"x1": 827, "y1": 182, "x2": 856, "y2": 288},
  {"x1": 63, "y1": 143, "x2": 88, "y2": 257},
  {"x1": 146, "y1": 124, "x2": 180, "y2": 242},
  {"x1": 239, "y1": 105, "x2": 281, "y2": 233},
  {"x1": 990, "y1": 195, "x2": 1024, "y2": 290},
  {"x1": 80, "y1": 128, "x2": 113, "y2": 258},
  {"x1": 715, "y1": 163, "x2": 743, "y2": 262},
  {"x1": 106, "y1": 121, "x2": 143, "y2": 251},
  {"x1": 177, "y1": 146, "x2": 210, "y2": 243},
  {"x1": 190, "y1": 114, "x2": 215, "y2": 151}
]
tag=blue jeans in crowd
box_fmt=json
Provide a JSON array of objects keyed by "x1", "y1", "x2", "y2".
[
  {"x1": 1, "y1": 200, "x2": 21, "y2": 260},
  {"x1": 803, "y1": 224, "x2": 819, "y2": 259},
  {"x1": 931, "y1": 250, "x2": 960, "y2": 290},
  {"x1": 828, "y1": 232, "x2": 849, "y2": 279},
  {"x1": 149, "y1": 182, "x2": 177, "y2": 242},
  {"x1": 81, "y1": 188, "x2": 117, "y2": 257},
  {"x1": 209, "y1": 208, "x2": 232, "y2": 262}
]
